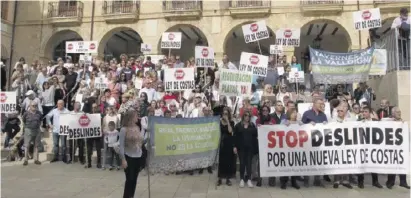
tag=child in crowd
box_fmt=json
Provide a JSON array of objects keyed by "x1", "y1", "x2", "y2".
[{"x1": 103, "y1": 121, "x2": 120, "y2": 170}]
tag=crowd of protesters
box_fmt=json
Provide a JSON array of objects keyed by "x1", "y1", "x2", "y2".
[{"x1": 0, "y1": 51, "x2": 409, "y2": 197}]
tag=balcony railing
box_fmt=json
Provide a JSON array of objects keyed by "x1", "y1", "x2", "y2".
[
  {"x1": 103, "y1": 1, "x2": 139, "y2": 15},
  {"x1": 300, "y1": 0, "x2": 344, "y2": 5},
  {"x1": 229, "y1": 0, "x2": 271, "y2": 8},
  {"x1": 47, "y1": 1, "x2": 83, "y2": 18},
  {"x1": 374, "y1": 29, "x2": 410, "y2": 72},
  {"x1": 163, "y1": 0, "x2": 202, "y2": 12}
]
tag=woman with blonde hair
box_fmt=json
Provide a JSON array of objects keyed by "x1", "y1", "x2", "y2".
[{"x1": 119, "y1": 109, "x2": 145, "y2": 198}]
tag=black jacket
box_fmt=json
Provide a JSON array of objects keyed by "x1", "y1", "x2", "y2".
[
  {"x1": 233, "y1": 122, "x2": 258, "y2": 151},
  {"x1": 376, "y1": 106, "x2": 393, "y2": 120}
]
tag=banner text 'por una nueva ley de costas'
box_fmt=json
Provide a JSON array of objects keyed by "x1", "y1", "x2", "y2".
[{"x1": 258, "y1": 121, "x2": 409, "y2": 177}]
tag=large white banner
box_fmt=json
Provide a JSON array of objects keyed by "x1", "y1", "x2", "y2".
[
  {"x1": 219, "y1": 69, "x2": 252, "y2": 97},
  {"x1": 195, "y1": 46, "x2": 214, "y2": 67},
  {"x1": 66, "y1": 41, "x2": 98, "y2": 54},
  {"x1": 161, "y1": 32, "x2": 182, "y2": 49},
  {"x1": 60, "y1": 113, "x2": 102, "y2": 139},
  {"x1": 164, "y1": 68, "x2": 195, "y2": 91},
  {"x1": 242, "y1": 20, "x2": 270, "y2": 43},
  {"x1": 239, "y1": 52, "x2": 268, "y2": 77},
  {"x1": 275, "y1": 28, "x2": 301, "y2": 47},
  {"x1": 258, "y1": 121, "x2": 410, "y2": 177},
  {"x1": 0, "y1": 92, "x2": 17, "y2": 114},
  {"x1": 353, "y1": 8, "x2": 382, "y2": 30}
]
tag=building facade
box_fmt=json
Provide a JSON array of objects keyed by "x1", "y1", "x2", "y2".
[{"x1": 1, "y1": 0, "x2": 410, "y2": 121}]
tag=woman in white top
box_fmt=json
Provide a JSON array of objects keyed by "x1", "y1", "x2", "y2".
[
  {"x1": 153, "y1": 83, "x2": 165, "y2": 101},
  {"x1": 39, "y1": 81, "x2": 56, "y2": 127},
  {"x1": 119, "y1": 109, "x2": 145, "y2": 198}
]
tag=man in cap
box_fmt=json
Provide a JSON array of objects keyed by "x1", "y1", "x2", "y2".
[{"x1": 21, "y1": 90, "x2": 43, "y2": 114}]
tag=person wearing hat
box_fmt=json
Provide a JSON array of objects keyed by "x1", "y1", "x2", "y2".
[{"x1": 21, "y1": 90, "x2": 43, "y2": 114}]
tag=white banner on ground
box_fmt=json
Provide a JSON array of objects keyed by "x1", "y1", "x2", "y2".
[
  {"x1": 270, "y1": 45, "x2": 283, "y2": 55},
  {"x1": 161, "y1": 32, "x2": 182, "y2": 49},
  {"x1": 275, "y1": 28, "x2": 301, "y2": 47},
  {"x1": 238, "y1": 52, "x2": 268, "y2": 77},
  {"x1": 94, "y1": 77, "x2": 108, "y2": 90},
  {"x1": 60, "y1": 113, "x2": 102, "y2": 139},
  {"x1": 219, "y1": 68, "x2": 253, "y2": 97},
  {"x1": 258, "y1": 121, "x2": 410, "y2": 177},
  {"x1": 353, "y1": 8, "x2": 382, "y2": 30},
  {"x1": 0, "y1": 92, "x2": 17, "y2": 113},
  {"x1": 141, "y1": 43, "x2": 152, "y2": 54},
  {"x1": 164, "y1": 68, "x2": 195, "y2": 91},
  {"x1": 370, "y1": 49, "x2": 387, "y2": 75},
  {"x1": 195, "y1": 46, "x2": 214, "y2": 67},
  {"x1": 242, "y1": 20, "x2": 270, "y2": 43},
  {"x1": 66, "y1": 41, "x2": 98, "y2": 54}
]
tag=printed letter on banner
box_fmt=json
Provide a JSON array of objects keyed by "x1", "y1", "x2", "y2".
[
  {"x1": 353, "y1": 8, "x2": 382, "y2": 30},
  {"x1": 219, "y1": 68, "x2": 253, "y2": 97},
  {"x1": 65, "y1": 41, "x2": 98, "y2": 54},
  {"x1": 0, "y1": 92, "x2": 17, "y2": 114},
  {"x1": 195, "y1": 46, "x2": 215, "y2": 67},
  {"x1": 258, "y1": 121, "x2": 410, "y2": 177},
  {"x1": 141, "y1": 43, "x2": 152, "y2": 54},
  {"x1": 275, "y1": 28, "x2": 301, "y2": 47},
  {"x1": 94, "y1": 77, "x2": 108, "y2": 90},
  {"x1": 270, "y1": 45, "x2": 283, "y2": 55},
  {"x1": 239, "y1": 52, "x2": 268, "y2": 77},
  {"x1": 242, "y1": 20, "x2": 270, "y2": 43},
  {"x1": 148, "y1": 116, "x2": 221, "y2": 173},
  {"x1": 160, "y1": 32, "x2": 182, "y2": 49},
  {"x1": 164, "y1": 68, "x2": 195, "y2": 91},
  {"x1": 64, "y1": 114, "x2": 102, "y2": 139}
]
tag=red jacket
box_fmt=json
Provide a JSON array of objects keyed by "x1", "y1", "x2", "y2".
[{"x1": 239, "y1": 106, "x2": 258, "y2": 117}]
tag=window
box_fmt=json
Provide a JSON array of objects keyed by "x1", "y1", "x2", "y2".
[
  {"x1": 1, "y1": 1, "x2": 9, "y2": 20},
  {"x1": 58, "y1": 0, "x2": 78, "y2": 17}
]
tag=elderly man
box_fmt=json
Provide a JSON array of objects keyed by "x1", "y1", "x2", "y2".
[
  {"x1": 386, "y1": 107, "x2": 410, "y2": 189},
  {"x1": 376, "y1": 98, "x2": 393, "y2": 120},
  {"x1": 22, "y1": 101, "x2": 43, "y2": 166},
  {"x1": 21, "y1": 90, "x2": 43, "y2": 114},
  {"x1": 46, "y1": 100, "x2": 69, "y2": 163}
]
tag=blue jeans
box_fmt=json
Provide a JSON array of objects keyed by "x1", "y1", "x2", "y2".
[{"x1": 52, "y1": 133, "x2": 67, "y2": 158}]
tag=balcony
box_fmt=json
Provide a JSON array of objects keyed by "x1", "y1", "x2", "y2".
[
  {"x1": 163, "y1": 1, "x2": 202, "y2": 21},
  {"x1": 373, "y1": 0, "x2": 410, "y2": 13},
  {"x1": 300, "y1": 0, "x2": 344, "y2": 15},
  {"x1": 228, "y1": 1, "x2": 271, "y2": 18},
  {"x1": 102, "y1": 1, "x2": 140, "y2": 23},
  {"x1": 47, "y1": 1, "x2": 83, "y2": 26}
]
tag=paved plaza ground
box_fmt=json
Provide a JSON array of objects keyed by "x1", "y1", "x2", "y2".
[{"x1": 1, "y1": 160, "x2": 410, "y2": 198}]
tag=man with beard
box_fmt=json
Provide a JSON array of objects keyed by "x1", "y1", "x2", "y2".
[{"x1": 255, "y1": 105, "x2": 276, "y2": 187}]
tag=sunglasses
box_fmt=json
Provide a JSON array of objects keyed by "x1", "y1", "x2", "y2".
[{"x1": 337, "y1": 110, "x2": 344, "y2": 112}]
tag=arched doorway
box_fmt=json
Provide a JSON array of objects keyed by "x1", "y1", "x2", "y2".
[
  {"x1": 44, "y1": 30, "x2": 83, "y2": 62},
  {"x1": 223, "y1": 22, "x2": 276, "y2": 65},
  {"x1": 98, "y1": 27, "x2": 143, "y2": 61},
  {"x1": 157, "y1": 24, "x2": 208, "y2": 62},
  {"x1": 296, "y1": 19, "x2": 352, "y2": 73}
]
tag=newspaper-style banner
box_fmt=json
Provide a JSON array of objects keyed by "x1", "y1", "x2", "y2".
[
  {"x1": 239, "y1": 52, "x2": 268, "y2": 77},
  {"x1": 219, "y1": 68, "x2": 253, "y2": 97},
  {"x1": 161, "y1": 32, "x2": 182, "y2": 49},
  {"x1": 60, "y1": 113, "x2": 102, "y2": 139},
  {"x1": 242, "y1": 20, "x2": 270, "y2": 43},
  {"x1": 141, "y1": 43, "x2": 152, "y2": 54},
  {"x1": 275, "y1": 28, "x2": 301, "y2": 47},
  {"x1": 94, "y1": 77, "x2": 108, "y2": 90},
  {"x1": 66, "y1": 41, "x2": 98, "y2": 54},
  {"x1": 164, "y1": 68, "x2": 195, "y2": 91},
  {"x1": 353, "y1": 8, "x2": 382, "y2": 30},
  {"x1": 0, "y1": 92, "x2": 17, "y2": 114},
  {"x1": 195, "y1": 46, "x2": 214, "y2": 67},
  {"x1": 259, "y1": 121, "x2": 410, "y2": 177},
  {"x1": 370, "y1": 49, "x2": 387, "y2": 76},
  {"x1": 148, "y1": 116, "x2": 221, "y2": 173},
  {"x1": 309, "y1": 47, "x2": 374, "y2": 84},
  {"x1": 270, "y1": 45, "x2": 283, "y2": 55}
]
